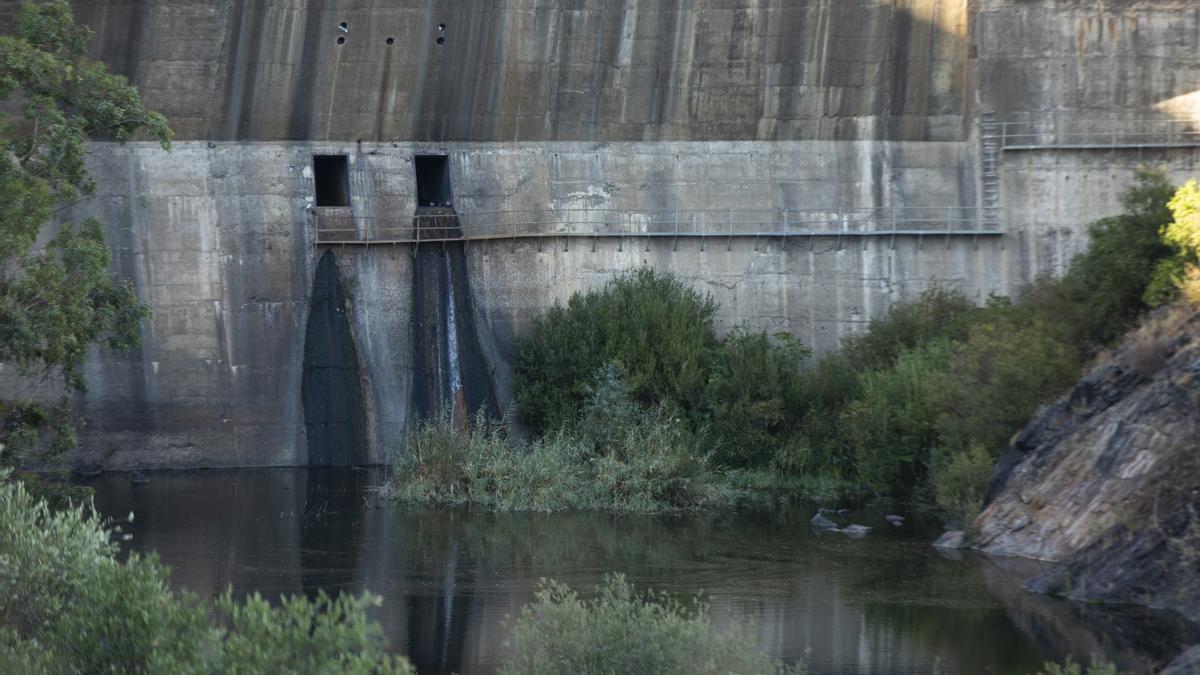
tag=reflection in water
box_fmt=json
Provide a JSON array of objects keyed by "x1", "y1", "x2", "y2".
[{"x1": 87, "y1": 469, "x2": 1196, "y2": 675}]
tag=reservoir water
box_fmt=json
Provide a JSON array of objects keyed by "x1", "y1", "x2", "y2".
[{"x1": 87, "y1": 468, "x2": 1196, "y2": 674}]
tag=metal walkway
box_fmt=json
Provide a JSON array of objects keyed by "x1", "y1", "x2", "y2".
[
  {"x1": 982, "y1": 117, "x2": 1200, "y2": 152},
  {"x1": 313, "y1": 207, "x2": 1003, "y2": 247}
]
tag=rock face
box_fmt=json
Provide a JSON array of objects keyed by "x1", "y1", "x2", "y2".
[{"x1": 974, "y1": 304, "x2": 1200, "y2": 623}]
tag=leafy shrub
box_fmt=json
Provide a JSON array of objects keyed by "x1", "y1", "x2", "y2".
[
  {"x1": 575, "y1": 362, "x2": 644, "y2": 455},
  {"x1": 211, "y1": 590, "x2": 409, "y2": 674},
  {"x1": 786, "y1": 353, "x2": 862, "y2": 478},
  {"x1": 704, "y1": 329, "x2": 809, "y2": 467},
  {"x1": 1146, "y1": 178, "x2": 1200, "y2": 306},
  {"x1": 841, "y1": 287, "x2": 975, "y2": 371},
  {"x1": 931, "y1": 444, "x2": 995, "y2": 528},
  {"x1": 513, "y1": 268, "x2": 719, "y2": 434},
  {"x1": 841, "y1": 342, "x2": 949, "y2": 500},
  {"x1": 501, "y1": 575, "x2": 802, "y2": 675},
  {"x1": 1067, "y1": 168, "x2": 1174, "y2": 343},
  {"x1": 0, "y1": 0, "x2": 170, "y2": 467},
  {"x1": 0, "y1": 474, "x2": 413, "y2": 674},
  {"x1": 933, "y1": 314, "x2": 1083, "y2": 454}
]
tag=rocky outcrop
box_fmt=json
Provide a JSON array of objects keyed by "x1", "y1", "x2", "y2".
[{"x1": 974, "y1": 304, "x2": 1200, "y2": 625}]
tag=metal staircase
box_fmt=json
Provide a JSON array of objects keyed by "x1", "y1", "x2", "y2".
[{"x1": 979, "y1": 112, "x2": 1003, "y2": 232}]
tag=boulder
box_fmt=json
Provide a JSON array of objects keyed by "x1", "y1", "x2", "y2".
[
  {"x1": 810, "y1": 512, "x2": 840, "y2": 532},
  {"x1": 974, "y1": 304, "x2": 1200, "y2": 623},
  {"x1": 933, "y1": 530, "x2": 966, "y2": 549},
  {"x1": 1160, "y1": 645, "x2": 1200, "y2": 675},
  {"x1": 840, "y1": 524, "x2": 872, "y2": 537}
]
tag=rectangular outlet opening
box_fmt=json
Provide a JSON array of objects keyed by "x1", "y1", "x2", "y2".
[
  {"x1": 313, "y1": 155, "x2": 351, "y2": 207},
  {"x1": 414, "y1": 155, "x2": 452, "y2": 207}
]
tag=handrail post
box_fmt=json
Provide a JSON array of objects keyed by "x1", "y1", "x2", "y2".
[
  {"x1": 783, "y1": 208, "x2": 789, "y2": 242},
  {"x1": 945, "y1": 206, "x2": 952, "y2": 250},
  {"x1": 673, "y1": 209, "x2": 679, "y2": 251},
  {"x1": 889, "y1": 205, "x2": 897, "y2": 250},
  {"x1": 727, "y1": 208, "x2": 733, "y2": 251}
]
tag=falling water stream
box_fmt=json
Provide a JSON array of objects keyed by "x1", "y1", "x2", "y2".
[
  {"x1": 443, "y1": 254, "x2": 463, "y2": 412},
  {"x1": 410, "y1": 207, "x2": 496, "y2": 424}
]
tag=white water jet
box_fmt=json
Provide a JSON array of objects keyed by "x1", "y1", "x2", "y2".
[{"x1": 443, "y1": 252, "x2": 463, "y2": 400}]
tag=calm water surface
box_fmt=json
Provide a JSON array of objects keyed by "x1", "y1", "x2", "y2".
[{"x1": 87, "y1": 468, "x2": 1196, "y2": 675}]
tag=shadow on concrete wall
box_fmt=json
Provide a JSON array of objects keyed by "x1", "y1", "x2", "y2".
[{"x1": 302, "y1": 251, "x2": 368, "y2": 466}]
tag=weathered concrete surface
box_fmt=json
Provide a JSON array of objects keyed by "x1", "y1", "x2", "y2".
[
  {"x1": 0, "y1": 0, "x2": 970, "y2": 142},
  {"x1": 302, "y1": 251, "x2": 368, "y2": 466},
  {"x1": 5, "y1": 0, "x2": 1195, "y2": 143},
  {"x1": 975, "y1": 0, "x2": 1200, "y2": 128},
  {"x1": 975, "y1": 304, "x2": 1200, "y2": 625},
  {"x1": 999, "y1": 148, "x2": 1200, "y2": 278},
  {"x1": 38, "y1": 138, "x2": 998, "y2": 467},
  {"x1": 1, "y1": 0, "x2": 1198, "y2": 467}
]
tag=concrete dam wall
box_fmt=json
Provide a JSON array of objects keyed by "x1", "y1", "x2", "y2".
[{"x1": 0, "y1": 0, "x2": 1198, "y2": 467}]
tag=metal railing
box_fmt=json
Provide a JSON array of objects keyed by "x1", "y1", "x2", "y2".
[
  {"x1": 313, "y1": 207, "x2": 1002, "y2": 246},
  {"x1": 984, "y1": 117, "x2": 1200, "y2": 151}
]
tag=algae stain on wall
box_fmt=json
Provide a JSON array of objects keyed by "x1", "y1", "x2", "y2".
[{"x1": 302, "y1": 250, "x2": 368, "y2": 466}]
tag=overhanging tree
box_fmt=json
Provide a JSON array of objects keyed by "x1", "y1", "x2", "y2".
[{"x1": 0, "y1": 0, "x2": 171, "y2": 466}]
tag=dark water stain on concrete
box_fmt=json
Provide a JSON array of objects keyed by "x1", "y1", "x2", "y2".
[{"x1": 302, "y1": 250, "x2": 368, "y2": 466}]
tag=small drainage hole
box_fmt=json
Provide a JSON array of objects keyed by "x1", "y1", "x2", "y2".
[
  {"x1": 438, "y1": 23, "x2": 446, "y2": 31},
  {"x1": 386, "y1": 36, "x2": 394, "y2": 45},
  {"x1": 436, "y1": 36, "x2": 445, "y2": 45},
  {"x1": 337, "y1": 36, "x2": 345, "y2": 45}
]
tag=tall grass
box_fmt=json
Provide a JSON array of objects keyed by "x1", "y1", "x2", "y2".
[{"x1": 383, "y1": 408, "x2": 735, "y2": 514}]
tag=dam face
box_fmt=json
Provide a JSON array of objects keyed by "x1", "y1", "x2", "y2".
[{"x1": 3, "y1": 0, "x2": 1198, "y2": 467}]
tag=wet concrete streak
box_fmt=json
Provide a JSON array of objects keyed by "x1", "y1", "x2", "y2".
[
  {"x1": 302, "y1": 250, "x2": 368, "y2": 466},
  {"x1": 410, "y1": 207, "x2": 498, "y2": 424}
]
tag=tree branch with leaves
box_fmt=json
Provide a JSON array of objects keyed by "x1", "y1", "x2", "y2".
[{"x1": 0, "y1": 0, "x2": 171, "y2": 467}]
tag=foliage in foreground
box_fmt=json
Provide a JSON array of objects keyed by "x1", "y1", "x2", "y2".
[
  {"x1": 501, "y1": 575, "x2": 802, "y2": 675},
  {"x1": 0, "y1": 475, "x2": 413, "y2": 674},
  {"x1": 0, "y1": 0, "x2": 172, "y2": 467}
]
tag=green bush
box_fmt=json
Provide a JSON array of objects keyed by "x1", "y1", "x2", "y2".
[
  {"x1": 933, "y1": 312, "x2": 1083, "y2": 455},
  {"x1": 786, "y1": 352, "x2": 862, "y2": 478},
  {"x1": 513, "y1": 268, "x2": 719, "y2": 434},
  {"x1": 841, "y1": 342, "x2": 949, "y2": 500},
  {"x1": 704, "y1": 329, "x2": 810, "y2": 467},
  {"x1": 0, "y1": 474, "x2": 413, "y2": 674},
  {"x1": 841, "y1": 287, "x2": 975, "y2": 371},
  {"x1": 501, "y1": 575, "x2": 802, "y2": 675},
  {"x1": 1067, "y1": 168, "x2": 1174, "y2": 343},
  {"x1": 931, "y1": 443, "x2": 995, "y2": 528},
  {"x1": 1146, "y1": 178, "x2": 1200, "y2": 305}
]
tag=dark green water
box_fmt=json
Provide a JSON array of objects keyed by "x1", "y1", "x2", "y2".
[{"x1": 87, "y1": 468, "x2": 1196, "y2": 674}]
